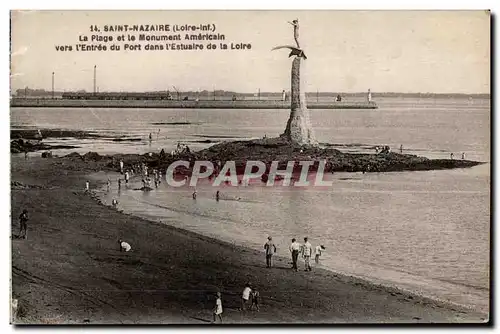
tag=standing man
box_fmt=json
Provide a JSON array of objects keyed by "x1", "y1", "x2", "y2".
[
  {"x1": 85, "y1": 180, "x2": 90, "y2": 192},
  {"x1": 289, "y1": 238, "x2": 301, "y2": 272},
  {"x1": 18, "y1": 209, "x2": 28, "y2": 240},
  {"x1": 264, "y1": 236, "x2": 277, "y2": 268},
  {"x1": 302, "y1": 237, "x2": 313, "y2": 271}
]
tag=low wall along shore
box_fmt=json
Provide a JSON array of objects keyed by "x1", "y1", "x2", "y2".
[{"x1": 10, "y1": 98, "x2": 378, "y2": 109}]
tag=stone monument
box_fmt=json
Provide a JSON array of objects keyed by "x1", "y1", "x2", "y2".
[{"x1": 272, "y1": 19, "x2": 317, "y2": 145}]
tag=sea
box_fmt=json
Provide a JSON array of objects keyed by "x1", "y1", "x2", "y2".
[{"x1": 11, "y1": 96, "x2": 491, "y2": 313}]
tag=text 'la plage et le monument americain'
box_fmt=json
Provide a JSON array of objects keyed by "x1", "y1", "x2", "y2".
[{"x1": 54, "y1": 24, "x2": 252, "y2": 52}]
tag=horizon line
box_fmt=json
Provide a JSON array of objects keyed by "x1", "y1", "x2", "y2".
[{"x1": 11, "y1": 88, "x2": 491, "y2": 96}]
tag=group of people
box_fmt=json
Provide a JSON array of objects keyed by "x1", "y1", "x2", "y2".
[
  {"x1": 290, "y1": 237, "x2": 318, "y2": 271},
  {"x1": 264, "y1": 236, "x2": 325, "y2": 272},
  {"x1": 119, "y1": 160, "x2": 167, "y2": 191},
  {"x1": 211, "y1": 236, "x2": 325, "y2": 323},
  {"x1": 171, "y1": 142, "x2": 191, "y2": 156},
  {"x1": 374, "y1": 146, "x2": 466, "y2": 160},
  {"x1": 142, "y1": 170, "x2": 162, "y2": 189},
  {"x1": 375, "y1": 145, "x2": 391, "y2": 154},
  {"x1": 211, "y1": 283, "x2": 260, "y2": 323}
]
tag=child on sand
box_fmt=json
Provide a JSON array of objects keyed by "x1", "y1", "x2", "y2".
[
  {"x1": 315, "y1": 245, "x2": 326, "y2": 264},
  {"x1": 240, "y1": 283, "x2": 252, "y2": 311},
  {"x1": 118, "y1": 239, "x2": 131, "y2": 252},
  {"x1": 250, "y1": 288, "x2": 260, "y2": 311},
  {"x1": 213, "y1": 292, "x2": 223, "y2": 323}
]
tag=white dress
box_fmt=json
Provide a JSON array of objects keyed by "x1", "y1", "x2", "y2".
[{"x1": 215, "y1": 298, "x2": 223, "y2": 314}]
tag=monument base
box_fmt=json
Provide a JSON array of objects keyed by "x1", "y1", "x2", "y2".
[{"x1": 281, "y1": 57, "x2": 317, "y2": 146}]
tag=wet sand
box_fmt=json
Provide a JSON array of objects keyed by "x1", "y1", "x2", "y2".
[{"x1": 10, "y1": 156, "x2": 488, "y2": 324}]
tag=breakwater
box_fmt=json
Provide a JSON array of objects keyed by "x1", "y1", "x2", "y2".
[{"x1": 10, "y1": 98, "x2": 378, "y2": 109}]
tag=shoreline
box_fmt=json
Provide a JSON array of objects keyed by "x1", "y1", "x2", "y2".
[
  {"x1": 90, "y1": 169, "x2": 489, "y2": 315},
  {"x1": 11, "y1": 155, "x2": 489, "y2": 324}
]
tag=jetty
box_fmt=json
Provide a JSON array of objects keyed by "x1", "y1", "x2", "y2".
[{"x1": 10, "y1": 98, "x2": 378, "y2": 109}]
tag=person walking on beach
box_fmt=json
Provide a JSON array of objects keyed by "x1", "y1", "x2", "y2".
[
  {"x1": 240, "y1": 283, "x2": 252, "y2": 311},
  {"x1": 462, "y1": 152, "x2": 465, "y2": 160},
  {"x1": 18, "y1": 209, "x2": 28, "y2": 239},
  {"x1": 24, "y1": 151, "x2": 28, "y2": 160},
  {"x1": 125, "y1": 171, "x2": 130, "y2": 184},
  {"x1": 213, "y1": 292, "x2": 223, "y2": 323},
  {"x1": 289, "y1": 238, "x2": 301, "y2": 272},
  {"x1": 119, "y1": 160, "x2": 124, "y2": 174},
  {"x1": 216, "y1": 190, "x2": 220, "y2": 202},
  {"x1": 450, "y1": 153, "x2": 454, "y2": 160},
  {"x1": 118, "y1": 178, "x2": 122, "y2": 190},
  {"x1": 302, "y1": 237, "x2": 313, "y2": 271},
  {"x1": 315, "y1": 245, "x2": 326, "y2": 264},
  {"x1": 118, "y1": 239, "x2": 132, "y2": 252},
  {"x1": 264, "y1": 236, "x2": 277, "y2": 268},
  {"x1": 85, "y1": 180, "x2": 90, "y2": 192},
  {"x1": 250, "y1": 288, "x2": 260, "y2": 311},
  {"x1": 107, "y1": 178, "x2": 111, "y2": 192}
]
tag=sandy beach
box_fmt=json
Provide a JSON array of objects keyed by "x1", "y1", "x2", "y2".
[{"x1": 10, "y1": 155, "x2": 488, "y2": 324}]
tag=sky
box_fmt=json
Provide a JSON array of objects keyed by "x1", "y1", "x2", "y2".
[{"x1": 10, "y1": 10, "x2": 490, "y2": 94}]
